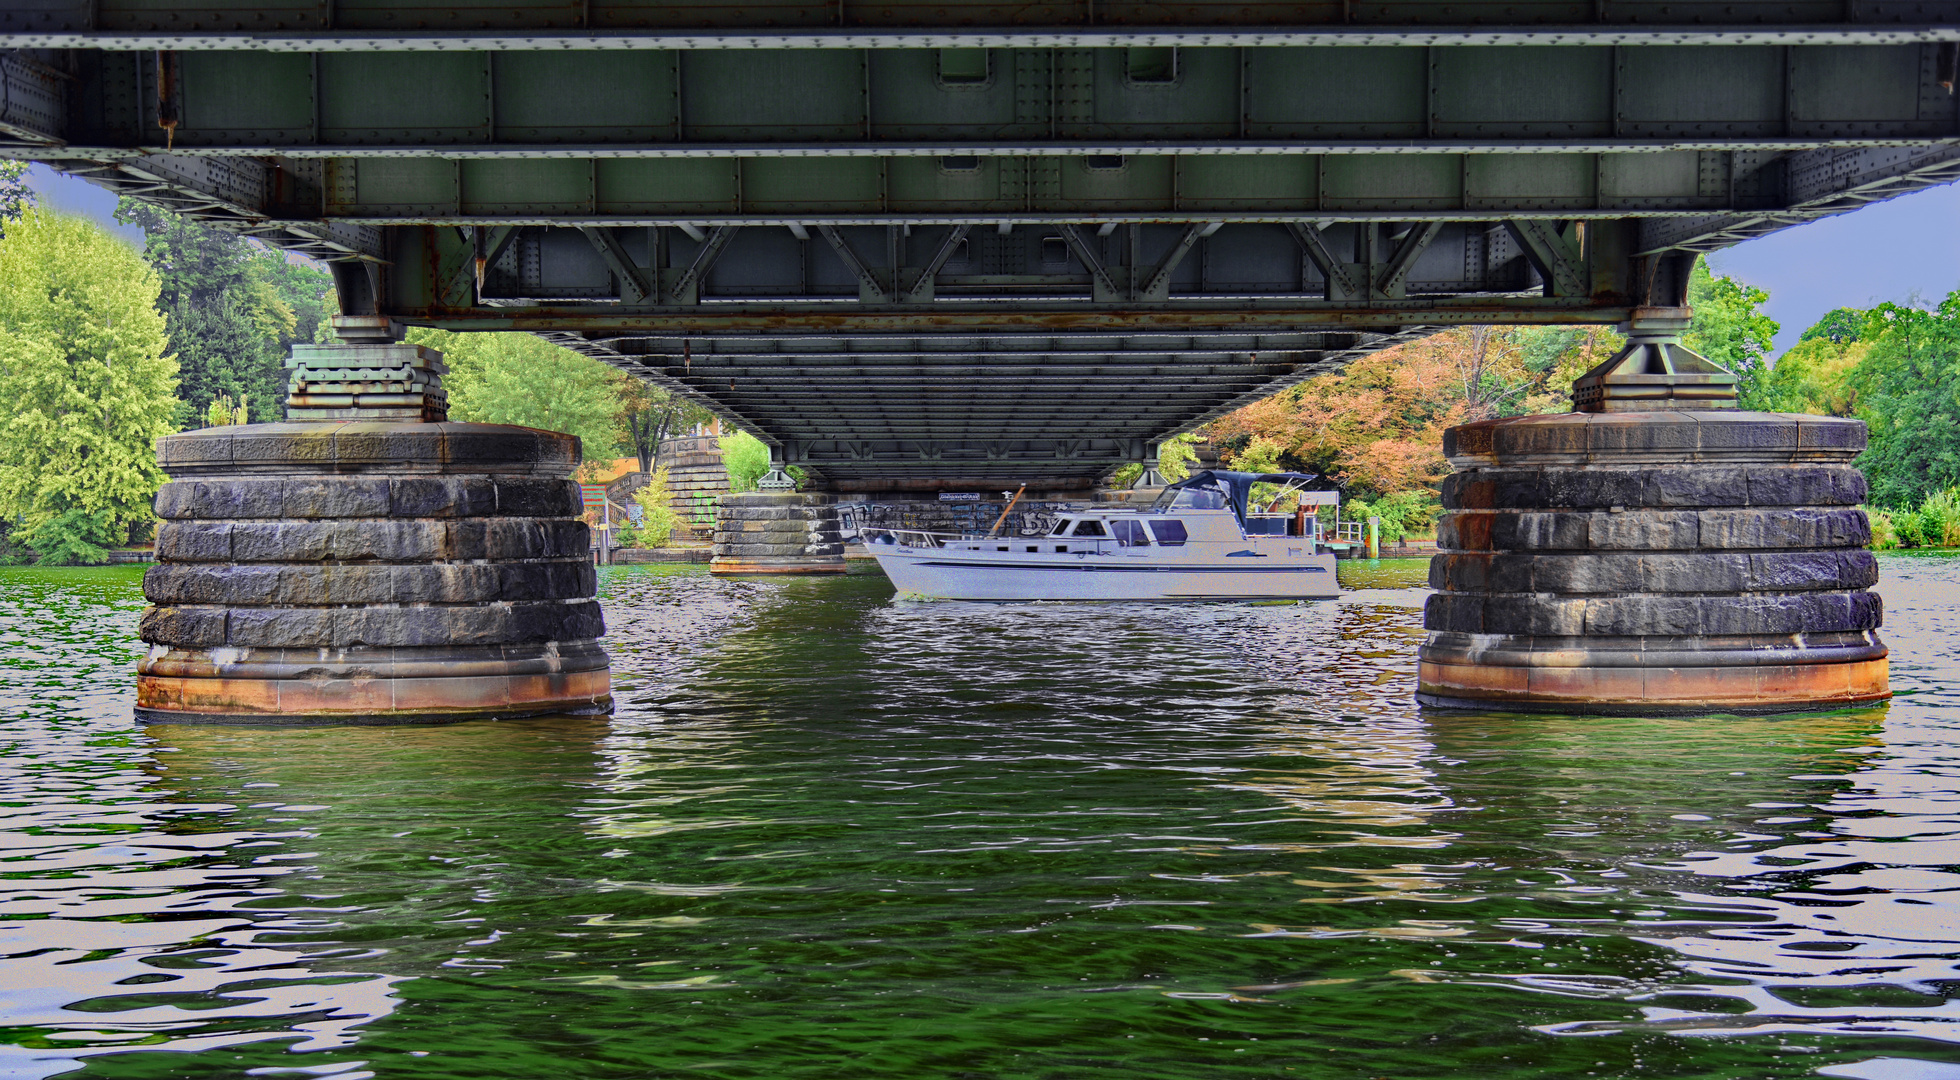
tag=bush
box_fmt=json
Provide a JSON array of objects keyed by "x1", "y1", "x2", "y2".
[
  {"x1": 1864, "y1": 487, "x2": 1960, "y2": 550},
  {"x1": 1917, "y1": 487, "x2": 1960, "y2": 547},
  {"x1": 204, "y1": 393, "x2": 248, "y2": 428},
  {"x1": 721, "y1": 430, "x2": 772, "y2": 493},
  {"x1": 20, "y1": 507, "x2": 121, "y2": 565},
  {"x1": 1345, "y1": 490, "x2": 1441, "y2": 544},
  {"x1": 1868, "y1": 509, "x2": 1899, "y2": 551},
  {"x1": 632, "y1": 467, "x2": 679, "y2": 547},
  {"x1": 1107, "y1": 433, "x2": 1203, "y2": 487},
  {"x1": 1894, "y1": 508, "x2": 1928, "y2": 549}
]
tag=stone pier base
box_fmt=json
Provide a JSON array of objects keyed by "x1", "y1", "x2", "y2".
[
  {"x1": 135, "y1": 422, "x2": 612, "y2": 724},
  {"x1": 711, "y1": 492, "x2": 846, "y2": 574},
  {"x1": 1418, "y1": 411, "x2": 1889, "y2": 715}
]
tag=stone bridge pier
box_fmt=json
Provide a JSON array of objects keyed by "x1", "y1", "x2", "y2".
[
  {"x1": 1418, "y1": 316, "x2": 1888, "y2": 715},
  {"x1": 135, "y1": 320, "x2": 612, "y2": 725}
]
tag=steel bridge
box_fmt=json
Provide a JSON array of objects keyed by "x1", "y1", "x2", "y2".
[{"x1": 4, "y1": 3, "x2": 1959, "y2": 486}]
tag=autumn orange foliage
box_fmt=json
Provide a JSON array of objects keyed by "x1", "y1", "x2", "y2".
[{"x1": 1206, "y1": 325, "x2": 1618, "y2": 496}]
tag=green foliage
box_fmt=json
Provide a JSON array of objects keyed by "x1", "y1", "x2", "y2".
[
  {"x1": 619, "y1": 379, "x2": 715, "y2": 473},
  {"x1": 1685, "y1": 258, "x2": 1780, "y2": 410},
  {"x1": 1160, "y1": 433, "x2": 1201, "y2": 482},
  {"x1": 0, "y1": 162, "x2": 33, "y2": 229},
  {"x1": 0, "y1": 210, "x2": 178, "y2": 563},
  {"x1": 1800, "y1": 307, "x2": 1866, "y2": 346},
  {"x1": 1108, "y1": 432, "x2": 1203, "y2": 487},
  {"x1": 407, "y1": 328, "x2": 624, "y2": 460},
  {"x1": 1343, "y1": 490, "x2": 1441, "y2": 544},
  {"x1": 632, "y1": 467, "x2": 680, "y2": 547},
  {"x1": 204, "y1": 392, "x2": 248, "y2": 428},
  {"x1": 1866, "y1": 488, "x2": 1960, "y2": 551},
  {"x1": 1912, "y1": 488, "x2": 1960, "y2": 547},
  {"x1": 115, "y1": 199, "x2": 331, "y2": 425},
  {"x1": 1868, "y1": 508, "x2": 1899, "y2": 551},
  {"x1": 1751, "y1": 335, "x2": 1864, "y2": 417},
  {"x1": 1232, "y1": 435, "x2": 1285, "y2": 474},
  {"x1": 720, "y1": 429, "x2": 773, "y2": 493},
  {"x1": 1849, "y1": 296, "x2": 1960, "y2": 509}
]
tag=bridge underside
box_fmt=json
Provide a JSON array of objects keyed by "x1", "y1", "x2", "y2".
[{"x1": 6, "y1": 6, "x2": 1958, "y2": 486}]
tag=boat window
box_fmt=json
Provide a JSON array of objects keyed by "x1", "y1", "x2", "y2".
[
  {"x1": 1070, "y1": 520, "x2": 1107, "y2": 537},
  {"x1": 1110, "y1": 519, "x2": 1150, "y2": 546},
  {"x1": 1050, "y1": 519, "x2": 1072, "y2": 536},
  {"x1": 1147, "y1": 518, "x2": 1188, "y2": 546}
]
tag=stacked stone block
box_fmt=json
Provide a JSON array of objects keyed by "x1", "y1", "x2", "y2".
[
  {"x1": 286, "y1": 341, "x2": 448, "y2": 422},
  {"x1": 136, "y1": 422, "x2": 612, "y2": 724},
  {"x1": 711, "y1": 492, "x2": 846, "y2": 574},
  {"x1": 654, "y1": 434, "x2": 730, "y2": 539},
  {"x1": 1418, "y1": 411, "x2": 1888, "y2": 715}
]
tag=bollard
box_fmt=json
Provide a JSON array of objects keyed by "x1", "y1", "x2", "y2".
[{"x1": 1366, "y1": 516, "x2": 1380, "y2": 559}]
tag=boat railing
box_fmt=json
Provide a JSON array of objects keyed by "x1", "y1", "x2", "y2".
[
  {"x1": 875, "y1": 528, "x2": 1141, "y2": 554},
  {"x1": 1333, "y1": 521, "x2": 1364, "y2": 545},
  {"x1": 874, "y1": 527, "x2": 981, "y2": 549}
]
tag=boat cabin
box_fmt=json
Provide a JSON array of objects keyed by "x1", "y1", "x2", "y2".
[{"x1": 862, "y1": 470, "x2": 1345, "y2": 599}]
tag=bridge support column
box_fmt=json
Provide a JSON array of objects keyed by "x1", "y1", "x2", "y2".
[
  {"x1": 1417, "y1": 319, "x2": 1888, "y2": 715},
  {"x1": 711, "y1": 493, "x2": 846, "y2": 575},
  {"x1": 134, "y1": 321, "x2": 612, "y2": 724}
]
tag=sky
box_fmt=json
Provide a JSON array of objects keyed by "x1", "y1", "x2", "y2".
[
  {"x1": 1706, "y1": 181, "x2": 1960, "y2": 355},
  {"x1": 26, "y1": 162, "x2": 1960, "y2": 359}
]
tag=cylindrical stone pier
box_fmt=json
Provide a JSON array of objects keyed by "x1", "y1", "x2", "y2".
[
  {"x1": 1419, "y1": 411, "x2": 1888, "y2": 715},
  {"x1": 136, "y1": 422, "x2": 612, "y2": 724},
  {"x1": 711, "y1": 492, "x2": 846, "y2": 575}
]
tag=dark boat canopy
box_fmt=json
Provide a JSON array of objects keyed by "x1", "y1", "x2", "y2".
[{"x1": 1160, "y1": 470, "x2": 1324, "y2": 525}]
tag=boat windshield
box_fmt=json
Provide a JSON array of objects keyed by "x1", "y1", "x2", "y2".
[{"x1": 1149, "y1": 484, "x2": 1229, "y2": 512}]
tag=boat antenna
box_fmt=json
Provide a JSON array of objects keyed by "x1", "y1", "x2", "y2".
[{"x1": 988, "y1": 484, "x2": 1028, "y2": 537}]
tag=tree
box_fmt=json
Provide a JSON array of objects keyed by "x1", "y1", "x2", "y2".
[
  {"x1": 1800, "y1": 307, "x2": 1865, "y2": 346},
  {"x1": 0, "y1": 162, "x2": 34, "y2": 230},
  {"x1": 720, "y1": 429, "x2": 773, "y2": 492},
  {"x1": 1684, "y1": 259, "x2": 1780, "y2": 409},
  {"x1": 258, "y1": 254, "x2": 335, "y2": 347},
  {"x1": 1206, "y1": 325, "x2": 1619, "y2": 499},
  {"x1": 115, "y1": 200, "x2": 330, "y2": 426},
  {"x1": 1753, "y1": 308, "x2": 1869, "y2": 418},
  {"x1": 1849, "y1": 294, "x2": 1960, "y2": 509},
  {"x1": 616, "y1": 377, "x2": 714, "y2": 473},
  {"x1": 1107, "y1": 431, "x2": 1202, "y2": 487},
  {"x1": 631, "y1": 467, "x2": 680, "y2": 546},
  {"x1": 406, "y1": 328, "x2": 625, "y2": 462},
  {"x1": 0, "y1": 210, "x2": 178, "y2": 563}
]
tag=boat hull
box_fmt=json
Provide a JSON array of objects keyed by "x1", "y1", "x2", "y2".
[{"x1": 869, "y1": 548, "x2": 1341, "y2": 601}]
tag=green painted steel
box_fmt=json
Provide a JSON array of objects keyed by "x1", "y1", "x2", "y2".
[{"x1": 3, "y1": 8, "x2": 1956, "y2": 484}]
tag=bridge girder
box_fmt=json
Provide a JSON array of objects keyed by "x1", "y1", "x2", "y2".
[{"x1": 5, "y1": 10, "x2": 1957, "y2": 486}]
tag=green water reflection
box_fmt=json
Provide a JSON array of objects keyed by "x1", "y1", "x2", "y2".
[{"x1": 2, "y1": 558, "x2": 1957, "y2": 1079}]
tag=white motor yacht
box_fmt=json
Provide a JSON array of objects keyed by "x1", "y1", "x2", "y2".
[{"x1": 863, "y1": 471, "x2": 1342, "y2": 601}]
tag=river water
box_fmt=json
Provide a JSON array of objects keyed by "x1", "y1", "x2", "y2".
[{"x1": 3, "y1": 557, "x2": 1960, "y2": 1079}]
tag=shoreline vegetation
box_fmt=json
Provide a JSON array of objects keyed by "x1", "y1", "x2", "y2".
[
  {"x1": 1, "y1": 171, "x2": 1957, "y2": 563},
  {"x1": 1868, "y1": 489, "x2": 1960, "y2": 551}
]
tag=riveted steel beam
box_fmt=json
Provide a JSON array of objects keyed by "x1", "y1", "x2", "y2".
[
  {"x1": 29, "y1": 44, "x2": 1960, "y2": 155},
  {"x1": 6, "y1": 0, "x2": 1959, "y2": 44}
]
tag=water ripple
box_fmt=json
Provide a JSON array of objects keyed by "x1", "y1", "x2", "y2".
[{"x1": 0, "y1": 558, "x2": 1958, "y2": 1077}]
